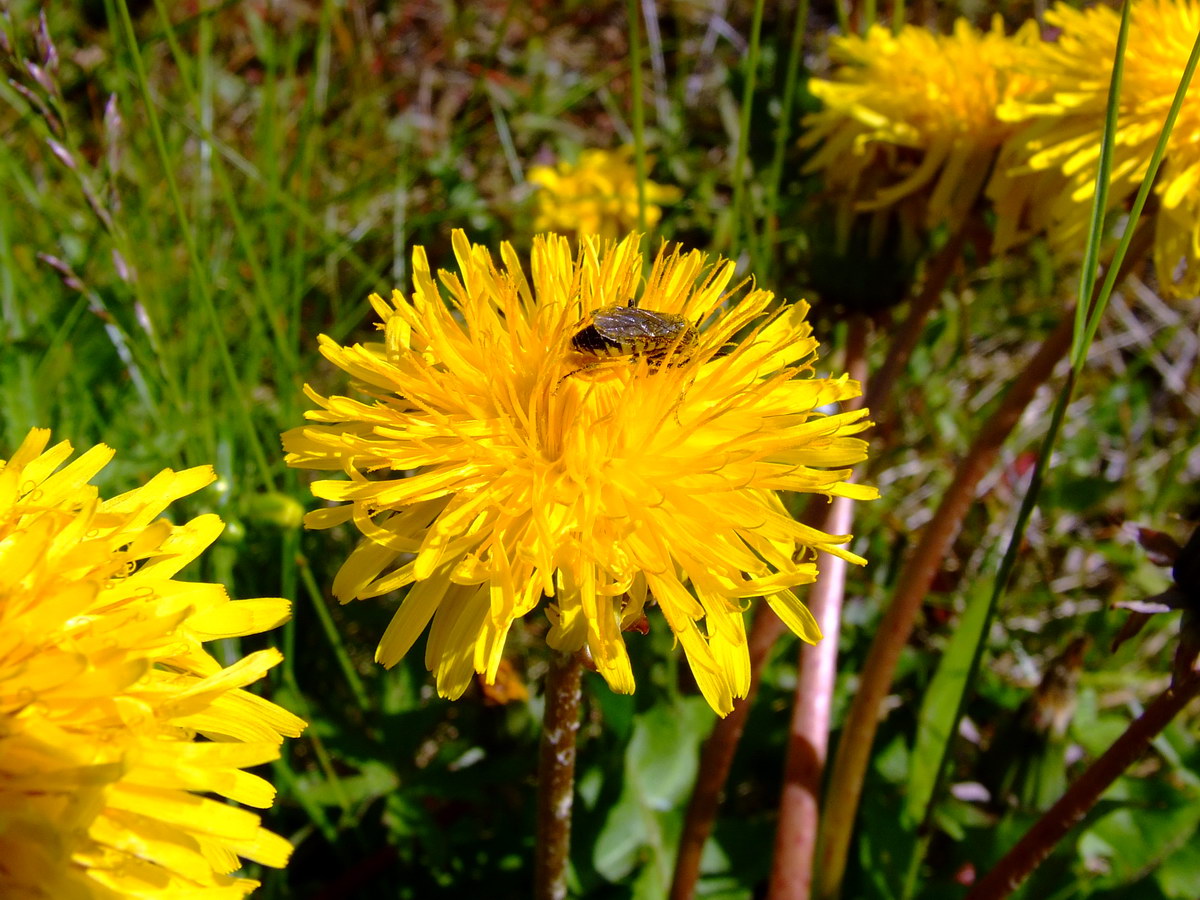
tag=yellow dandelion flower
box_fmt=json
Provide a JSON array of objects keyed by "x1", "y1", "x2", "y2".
[
  {"x1": 283, "y1": 231, "x2": 877, "y2": 717},
  {"x1": 0, "y1": 429, "x2": 306, "y2": 899},
  {"x1": 995, "y1": 0, "x2": 1200, "y2": 297},
  {"x1": 527, "y1": 148, "x2": 682, "y2": 239},
  {"x1": 803, "y1": 16, "x2": 1041, "y2": 231}
]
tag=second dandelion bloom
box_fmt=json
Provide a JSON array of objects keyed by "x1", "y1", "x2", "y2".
[
  {"x1": 802, "y1": 16, "x2": 1041, "y2": 232},
  {"x1": 0, "y1": 429, "x2": 305, "y2": 898},
  {"x1": 284, "y1": 232, "x2": 876, "y2": 716},
  {"x1": 995, "y1": 0, "x2": 1200, "y2": 297},
  {"x1": 528, "y1": 147, "x2": 681, "y2": 239}
]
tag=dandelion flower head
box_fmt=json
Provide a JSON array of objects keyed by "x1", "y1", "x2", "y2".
[
  {"x1": 0, "y1": 429, "x2": 306, "y2": 899},
  {"x1": 803, "y1": 16, "x2": 1041, "y2": 231},
  {"x1": 996, "y1": 0, "x2": 1200, "y2": 297},
  {"x1": 528, "y1": 147, "x2": 682, "y2": 240},
  {"x1": 284, "y1": 230, "x2": 877, "y2": 716}
]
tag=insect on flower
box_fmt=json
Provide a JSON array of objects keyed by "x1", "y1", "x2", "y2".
[
  {"x1": 565, "y1": 302, "x2": 699, "y2": 380},
  {"x1": 283, "y1": 230, "x2": 879, "y2": 717}
]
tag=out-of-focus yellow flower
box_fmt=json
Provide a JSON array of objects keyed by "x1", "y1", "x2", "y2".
[
  {"x1": 283, "y1": 230, "x2": 877, "y2": 717},
  {"x1": 802, "y1": 17, "x2": 1041, "y2": 232},
  {"x1": 528, "y1": 148, "x2": 681, "y2": 239},
  {"x1": 0, "y1": 429, "x2": 305, "y2": 899},
  {"x1": 995, "y1": 0, "x2": 1200, "y2": 297}
]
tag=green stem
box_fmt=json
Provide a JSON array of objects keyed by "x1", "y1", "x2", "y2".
[
  {"x1": 728, "y1": 0, "x2": 766, "y2": 254},
  {"x1": 298, "y1": 553, "x2": 371, "y2": 712},
  {"x1": 627, "y1": 0, "x2": 647, "y2": 233},
  {"x1": 762, "y1": 0, "x2": 811, "y2": 278}
]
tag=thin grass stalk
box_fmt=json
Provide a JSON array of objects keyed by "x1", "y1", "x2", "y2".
[
  {"x1": 815, "y1": 310, "x2": 1077, "y2": 900},
  {"x1": 862, "y1": 0, "x2": 877, "y2": 32},
  {"x1": 274, "y1": 676, "x2": 353, "y2": 837},
  {"x1": 297, "y1": 555, "x2": 371, "y2": 712},
  {"x1": 834, "y1": 0, "x2": 850, "y2": 38},
  {"x1": 1072, "y1": 2, "x2": 1130, "y2": 361},
  {"x1": 270, "y1": 754, "x2": 340, "y2": 847},
  {"x1": 114, "y1": 0, "x2": 275, "y2": 491},
  {"x1": 669, "y1": 604, "x2": 788, "y2": 900},
  {"x1": 1077, "y1": 25, "x2": 1200, "y2": 362},
  {"x1": 627, "y1": 0, "x2": 647, "y2": 232},
  {"x1": 768, "y1": 315, "x2": 869, "y2": 900},
  {"x1": 3, "y1": 21, "x2": 175, "y2": 421},
  {"x1": 762, "y1": 0, "x2": 811, "y2": 277},
  {"x1": 728, "y1": 0, "x2": 766, "y2": 255},
  {"x1": 148, "y1": 0, "x2": 302, "y2": 411},
  {"x1": 286, "y1": 8, "x2": 329, "y2": 330},
  {"x1": 640, "y1": 0, "x2": 671, "y2": 127},
  {"x1": 535, "y1": 650, "x2": 584, "y2": 900},
  {"x1": 966, "y1": 673, "x2": 1200, "y2": 900}
]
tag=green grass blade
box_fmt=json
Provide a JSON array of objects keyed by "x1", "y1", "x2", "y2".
[
  {"x1": 1079, "y1": 28, "x2": 1200, "y2": 365},
  {"x1": 488, "y1": 90, "x2": 524, "y2": 186},
  {"x1": 1071, "y1": 1, "x2": 1130, "y2": 367},
  {"x1": 727, "y1": 0, "x2": 766, "y2": 255},
  {"x1": 627, "y1": 0, "x2": 647, "y2": 233},
  {"x1": 762, "y1": 0, "x2": 810, "y2": 279},
  {"x1": 299, "y1": 556, "x2": 372, "y2": 712},
  {"x1": 902, "y1": 569, "x2": 997, "y2": 898}
]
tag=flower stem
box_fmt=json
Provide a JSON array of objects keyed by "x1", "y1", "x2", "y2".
[
  {"x1": 727, "y1": 0, "x2": 766, "y2": 255},
  {"x1": 626, "y1": 0, "x2": 647, "y2": 233},
  {"x1": 535, "y1": 650, "x2": 584, "y2": 900},
  {"x1": 768, "y1": 316, "x2": 869, "y2": 900},
  {"x1": 966, "y1": 673, "x2": 1200, "y2": 900},
  {"x1": 762, "y1": 0, "x2": 811, "y2": 276},
  {"x1": 669, "y1": 603, "x2": 788, "y2": 900},
  {"x1": 670, "y1": 318, "x2": 871, "y2": 900},
  {"x1": 815, "y1": 309, "x2": 1076, "y2": 900}
]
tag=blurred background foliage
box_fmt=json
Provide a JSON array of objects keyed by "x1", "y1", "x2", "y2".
[{"x1": 1, "y1": 0, "x2": 1198, "y2": 897}]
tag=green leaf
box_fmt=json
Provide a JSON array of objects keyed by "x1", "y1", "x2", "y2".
[
  {"x1": 593, "y1": 697, "x2": 713, "y2": 884},
  {"x1": 1080, "y1": 800, "x2": 1200, "y2": 889},
  {"x1": 1156, "y1": 834, "x2": 1200, "y2": 899},
  {"x1": 906, "y1": 574, "x2": 993, "y2": 827}
]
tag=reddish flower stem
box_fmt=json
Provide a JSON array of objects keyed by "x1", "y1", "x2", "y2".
[
  {"x1": 669, "y1": 603, "x2": 789, "y2": 900},
  {"x1": 669, "y1": 242, "x2": 958, "y2": 899},
  {"x1": 768, "y1": 315, "x2": 869, "y2": 900},
  {"x1": 535, "y1": 651, "x2": 584, "y2": 900},
  {"x1": 815, "y1": 310, "x2": 1076, "y2": 900},
  {"x1": 966, "y1": 673, "x2": 1200, "y2": 900}
]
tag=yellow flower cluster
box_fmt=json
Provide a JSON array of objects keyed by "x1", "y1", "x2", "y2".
[
  {"x1": 997, "y1": 0, "x2": 1200, "y2": 297},
  {"x1": 0, "y1": 429, "x2": 305, "y2": 899},
  {"x1": 805, "y1": 2, "x2": 1200, "y2": 296},
  {"x1": 284, "y1": 231, "x2": 876, "y2": 716},
  {"x1": 528, "y1": 147, "x2": 681, "y2": 239},
  {"x1": 802, "y1": 16, "x2": 1041, "y2": 231}
]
